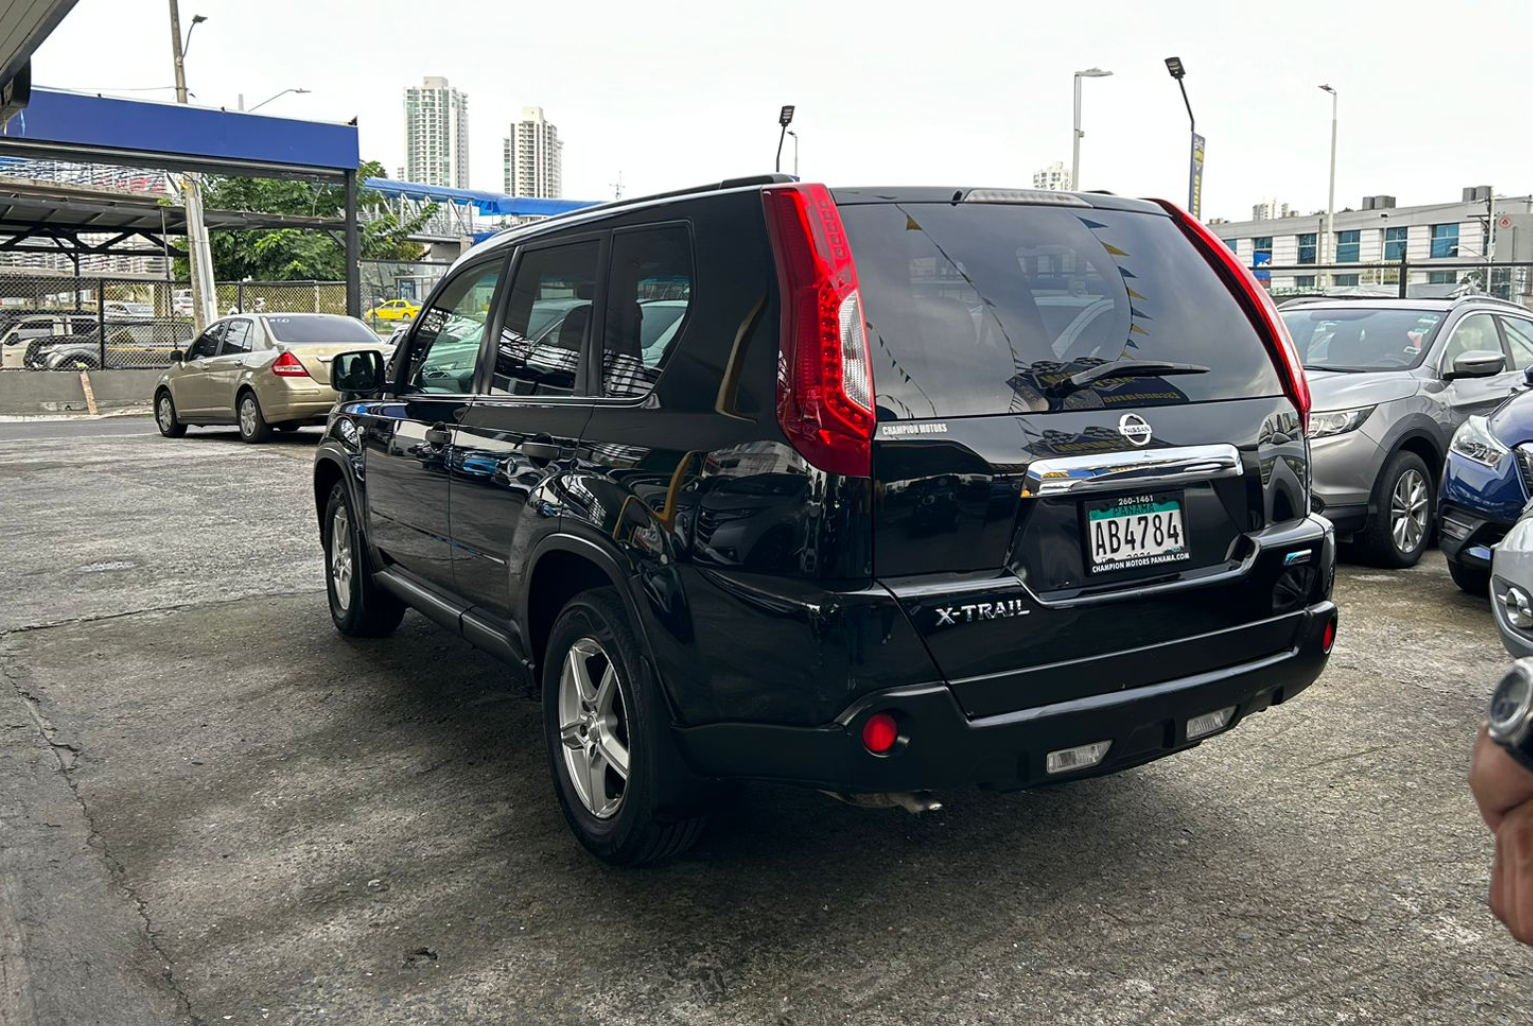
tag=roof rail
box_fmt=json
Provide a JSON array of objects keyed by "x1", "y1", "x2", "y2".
[
  {"x1": 567, "y1": 173, "x2": 797, "y2": 218},
  {"x1": 1454, "y1": 293, "x2": 1528, "y2": 311}
]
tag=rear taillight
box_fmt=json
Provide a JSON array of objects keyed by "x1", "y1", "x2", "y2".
[
  {"x1": 1151, "y1": 199, "x2": 1312, "y2": 434},
  {"x1": 761, "y1": 183, "x2": 875, "y2": 477},
  {"x1": 271, "y1": 350, "x2": 310, "y2": 378}
]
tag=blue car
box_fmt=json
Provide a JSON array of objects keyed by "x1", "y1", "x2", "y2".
[{"x1": 1441, "y1": 381, "x2": 1533, "y2": 592}]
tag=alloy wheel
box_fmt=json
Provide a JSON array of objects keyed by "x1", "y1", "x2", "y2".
[
  {"x1": 239, "y1": 397, "x2": 257, "y2": 438},
  {"x1": 157, "y1": 396, "x2": 173, "y2": 431},
  {"x1": 330, "y1": 505, "x2": 353, "y2": 611},
  {"x1": 557, "y1": 637, "x2": 631, "y2": 819},
  {"x1": 1390, "y1": 467, "x2": 1429, "y2": 554}
]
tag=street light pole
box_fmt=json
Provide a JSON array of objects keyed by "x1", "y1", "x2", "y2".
[
  {"x1": 775, "y1": 105, "x2": 795, "y2": 174},
  {"x1": 1164, "y1": 57, "x2": 1203, "y2": 219},
  {"x1": 245, "y1": 87, "x2": 310, "y2": 113},
  {"x1": 1071, "y1": 68, "x2": 1112, "y2": 191},
  {"x1": 168, "y1": 0, "x2": 215, "y2": 333},
  {"x1": 1320, "y1": 84, "x2": 1338, "y2": 291},
  {"x1": 787, "y1": 129, "x2": 798, "y2": 177}
]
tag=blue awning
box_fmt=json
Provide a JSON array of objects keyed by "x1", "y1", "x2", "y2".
[{"x1": 365, "y1": 177, "x2": 596, "y2": 217}]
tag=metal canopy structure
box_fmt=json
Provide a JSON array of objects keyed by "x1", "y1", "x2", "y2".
[
  {"x1": 0, "y1": 1, "x2": 77, "y2": 121},
  {"x1": 0, "y1": 88, "x2": 364, "y2": 311},
  {"x1": 0, "y1": 178, "x2": 342, "y2": 264},
  {"x1": 364, "y1": 177, "x2": 593, "y2": 218}
]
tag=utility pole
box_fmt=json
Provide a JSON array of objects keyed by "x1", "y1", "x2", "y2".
[
  {"x1": 1320, "y1": 85, "x2": 1338, "y2": 291},
  {"x1": 169, "y1": 0, "x2": 216, "y2": 332},
  {"x1": 1071, "y1": 68, "x2": 1112, "y2": 191}
]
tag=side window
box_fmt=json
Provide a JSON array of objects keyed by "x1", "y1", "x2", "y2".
[
  {"x1": 1503, "y1": 317, "x2": 1533, "y2": 371},
  {"x1": 188, "y1": 323, "x2": 224, "y2": 360},
  {"x1": 220, "y1": 319, "x2": 253, "y2": 355},
  {"x1": 492, "y1": 240, "x2": 600, "y2": 396},
  {"x1": 601, "y1": 225, "x2": 693, "y2": 398},
  {"x1": 1440, "y1": 312, "x2": 1502, "y2": 371},
  {"x1": 404, "y1": 261, "x2": 504, "y2": 395}
]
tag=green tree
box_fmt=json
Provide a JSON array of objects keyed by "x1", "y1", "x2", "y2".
[{"x1": 174, "y1": 160, "x2": 436, "y2": 281}]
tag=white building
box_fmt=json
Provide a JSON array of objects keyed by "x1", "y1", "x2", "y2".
[
  {"x1": 503, "y1": 107, "x2": 563, "y2": 199},
  {"x1": 404, "y1": 77, "x2": 470, "y2": 189},
  {"x1": 1212, "y1": 186, "x2": 1533, "y2": 302},
  {"x1": 1251, "y1": 198, "x2": 1291, "y2": 221},
  {"x1": 1033, "y1": 161, "x2": 1070, "y2": 192}
]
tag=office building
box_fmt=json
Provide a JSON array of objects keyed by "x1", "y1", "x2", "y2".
[
  {"x1": 404, "y1": 77, "x2": 470, "y2": 189},
  {"x1": 1033, "y1": 161, "x2": 1070, "y2": 192},
  {"x1": 504, "y1": 107, "x2": 562, "y2": 198}
]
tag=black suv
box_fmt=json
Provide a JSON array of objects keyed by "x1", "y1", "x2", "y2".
[{"x1": 314, "y1": 176, "x2": 1338, "y2": 864}]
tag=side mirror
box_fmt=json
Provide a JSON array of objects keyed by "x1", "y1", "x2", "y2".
[
  {"x1": 1447, "y1": 349, "x2": 1506, "y2": 380},
  {"x1": 332, "y1": 349, "x2": 384, "y2": 396},
  {"x1": 169, "y1": 350, "x2": 185, "y2": 363},
  {"x1": 1523, "y1": 365, "x2": 1533, "y2": 389}
]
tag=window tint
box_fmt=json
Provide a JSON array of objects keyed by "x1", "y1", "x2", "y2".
[
  {"x1": 839, "y1": 203, "x2": 1282, "y2": 418},
  {"x1": 266, "y1": 314, "x2": 377, "y2": 345},
  {"x1": 1281, "y1": 308, "x2": 1443, "y2": 372},
  {"x1": 188, "y1": 323, "x2": 224, "y2": 359},
  {"x1": 220, "y1": 319, "x2": 253, "y2": 354},
  {"x1": 405, "y1": 261, "x2": 503, "y2": 395},
  {"x1": 1441, "y1": 312, "x2": 1502, "y2": 370},
  {"x1": 492, "y1": 241, "x2": 599, "y2": 396},
  {"x1": 1503, "y1": 317, "x2": 1533, "y2": 371},
  {"x1": 602, "y1": 226, "x2": 693, "y2": 398}
]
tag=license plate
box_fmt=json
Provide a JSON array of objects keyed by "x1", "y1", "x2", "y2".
[{"x1": 1084, "y1": 492, "x2": 1190, "y2": 573}]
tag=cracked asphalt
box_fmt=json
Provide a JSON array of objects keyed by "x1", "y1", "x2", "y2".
[{"x1": 1, "y1": 416, "x2": 1531, "y2": 1025}]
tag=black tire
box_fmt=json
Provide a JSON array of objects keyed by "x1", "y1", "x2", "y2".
[
  {"x1": 321, "y1": 482, "x2": 405, "y2": 637},
  {"x1": 275, "y1": 422, "x2": 302, "y2": 433},
  {"x1": 154, "y1": 389, "x2": 186, "y2": 438},
  {"x1": 1447, "y1": 557, "x2": 1491, "y2": 595},
  {"x1": 237, "y1": 389, "x2": 273, "y2": 444},
  {"x1": 1354, "y1": 450, "x2": 1434, "y2": 568},
  {"x1": 542, "y1": 588, "x2": 709, "y2": 865}
]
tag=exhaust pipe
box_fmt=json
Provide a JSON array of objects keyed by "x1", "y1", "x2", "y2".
[{"x1": 821, "y1": 791, "x2": 943, "y2": 814}]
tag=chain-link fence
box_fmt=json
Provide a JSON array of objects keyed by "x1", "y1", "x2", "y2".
[{"x1": 0, "y1": 263, "x2": 455, "y2": 370}]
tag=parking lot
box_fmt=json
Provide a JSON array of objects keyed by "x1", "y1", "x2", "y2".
[{"x1": 1, "y1": 417, "x2": 1529, "y2": 1026}]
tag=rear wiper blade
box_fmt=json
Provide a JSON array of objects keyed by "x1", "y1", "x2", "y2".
[{"x1": 1047, "y1": 360, "x2": 1210, "y2": 397}]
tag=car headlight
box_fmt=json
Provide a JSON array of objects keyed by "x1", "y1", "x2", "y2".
[
  {"x1": 1309, "y1": 406, "x2": 1375, "y2": 438},
  {"x1": 1451, "y1": 415, "x2": 1511, "y2": 467}
]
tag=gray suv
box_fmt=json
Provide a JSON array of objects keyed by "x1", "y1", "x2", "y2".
[{"x1": 1280, "y1": 296, "x2": 1531, "y2": 566}]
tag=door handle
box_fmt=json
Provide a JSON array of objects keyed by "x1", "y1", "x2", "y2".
[
  {"x1": 425, "y1": 423, "x2": 453, "y2": 446},
  {"x1": 522, "y1": 438, "x2": 562, "y2": 464}
]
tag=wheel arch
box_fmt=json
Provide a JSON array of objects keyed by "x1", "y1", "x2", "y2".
[{"x1": 523, "y1": 534, "x2": 649, "y2": 689}]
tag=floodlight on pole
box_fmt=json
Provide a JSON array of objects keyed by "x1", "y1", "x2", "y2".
[
  {"x1": 247, "y1": 87, "x2": 311, "y2": 113},
  {"x1": 1071, "y1": 68, "x2": 1112, "y2": 191},
  {"x1": 776, "y1": 105, "x2": 796, "y2": 173},
  {"x1": 1164, "y1": 56, "x2": 1202, "y2": 218}
]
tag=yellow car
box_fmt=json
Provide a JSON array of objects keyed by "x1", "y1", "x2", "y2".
[{"x1": 367, "y1": 298, "x2": 420, "y2": 322}]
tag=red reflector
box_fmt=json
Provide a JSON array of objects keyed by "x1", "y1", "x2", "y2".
[
  {"x1": 761, "y1": 183, "x2": 874, "y2": 477},
  {"x1": 1322, "y1": 618, "x2": 1337, "y2": 653},
  {"x1": 861, "y1": 711, "x2": 899, "y2": 754},
  {"x1": 1150, "y1": 198, "x2": 1312, "y2": 434},
  {"x1": 271, "y1": 350, "x2": 310, "y2": 378}
]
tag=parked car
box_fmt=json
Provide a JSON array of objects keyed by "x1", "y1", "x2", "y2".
[
  {"x1": 103, "y1": 300, "x2": 154, "y2": 319},
  {"x1": 0, "y1": 312, "x2": 98, "y2": 369},
  {"x1": 312, "y1": 177, "x2": 1337, "y2": 865},
  {"x1": 1490, "y1": 506, "x2": 1533, "y2": 655},
  {"x1": 1439, "y1": 381, "x2": 1533, "y2": 592},
  {"x1": 1279, "y1": 296, "x2": 1531, "y2": 567},
  {"x1": 366, "y1": 298, "x2": 420, "y2": 323},
  {"x1": 154, "y1": 313, "x2": 392, "y2": 442},
  {"x1": 43, "y1": 320, "x2": 195, "y2": 370}
]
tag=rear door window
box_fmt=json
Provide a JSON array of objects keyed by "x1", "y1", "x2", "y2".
[
  {"x1": 838, "y1": 202, "x2": 1282, "y2": 418},
  {"x1": 492, "y1": 240, "x2": 600, "y2": 396}
]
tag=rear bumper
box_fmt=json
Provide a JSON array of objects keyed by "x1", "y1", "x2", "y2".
[
  {"x1": 673, "y1": 600, "x2": 1336, "y2": 792},
  {"x1": 262, "y1": 386, "x2": 339, "y2": 423}
]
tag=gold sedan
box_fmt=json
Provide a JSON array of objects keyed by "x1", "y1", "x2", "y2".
[{"x1": 153, "y1": 313, "x2": 394, "y2": 442}]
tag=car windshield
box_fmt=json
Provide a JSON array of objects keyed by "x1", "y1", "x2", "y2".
[
  {"x1": 1280, "y1": 307, "x2": 1445, "y2": 372},
  {"x1": 264, "y1": 314, "x2": 378, "y2": 345}
]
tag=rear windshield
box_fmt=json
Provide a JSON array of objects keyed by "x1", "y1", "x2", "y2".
[
  {"x1": 839, "y1": 203, "x2": 1283, "y2": 419},
  {"x1": 264, "y1": 315, "x2": 377, "y2": 345},
  {"x1": 1280, "y1": 307, "x2": 1444, "y2": 372}
]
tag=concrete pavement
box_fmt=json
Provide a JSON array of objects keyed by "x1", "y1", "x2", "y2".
[{"x1": 1, "y1": 420, "x2": 1530, "y2": 1025}]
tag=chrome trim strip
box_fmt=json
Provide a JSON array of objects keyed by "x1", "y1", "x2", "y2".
[{"x1": 1021, "y1": 443, "x2": 1243, "y2": 499}]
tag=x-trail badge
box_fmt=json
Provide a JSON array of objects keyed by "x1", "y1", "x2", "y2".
[{"x1": 1119, "y1": 413, "x2": 1153, "y2": 447}]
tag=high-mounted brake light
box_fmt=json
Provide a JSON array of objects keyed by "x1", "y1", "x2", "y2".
[
  {"x1": 1150, "y1": 199, "x2": 1312, "y2": 434},
  {"x1": 271, "y1": 350, "x2": 310, "y2": 378},
  {"x1": 762, "y1": 183, "x2": 875, "y2": 477}
]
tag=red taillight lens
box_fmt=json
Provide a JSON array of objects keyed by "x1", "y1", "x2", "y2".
[
  {"x1": 1322, "y1": 617, "x2": 1337, "y2": 653},
  {"x1": 1150, "y1": 199, "x2": 1312, "y2": 434},
  {"x1": 762, "y1": 183, "x2": 875, "y2": 477},
  {"x1": 272, "y1": 350, "x2": 310, "y2": 378},
  {"x1": 861, "y1": 711, "x2": 899, "y2": 754}
]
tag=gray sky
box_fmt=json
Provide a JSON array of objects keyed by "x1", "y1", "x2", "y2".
[{"x1": 34, "y1": 0, "x2": 1531, "y2": 219}]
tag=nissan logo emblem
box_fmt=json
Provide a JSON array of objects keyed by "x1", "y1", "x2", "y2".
[{"x1": 1119, "y1": 414, "x2": 1153, "y2": 447}]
